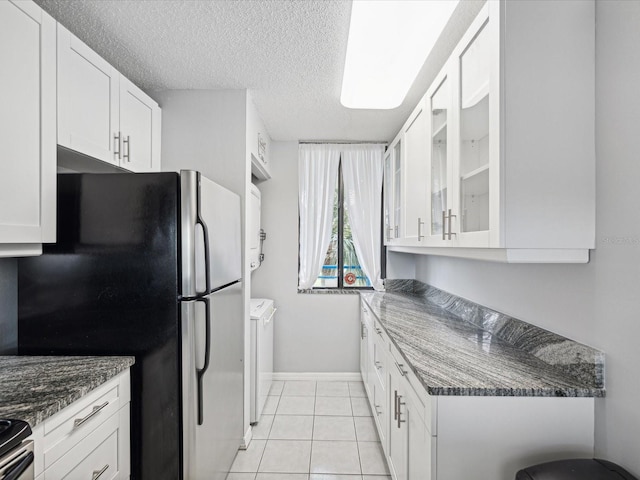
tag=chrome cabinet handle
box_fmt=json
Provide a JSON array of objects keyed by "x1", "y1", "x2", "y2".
[
  {"x1": 397, "y1": 394, "x2": 406, "y2": 428},
  {"x1": 393, "y1": 390, "x2": 398, "y2": 420},
  {"x1": 442, "y1": 209, "x2": 457, "y2": 240},
  {"x1": 74, "y1": 401, "x2": 109, "y2": 428},
  {"x1": 361, "y1": 322, "x2": 366, "y2": 339},
  {"x1": 113, "y1": 132, "x2": 121, "y2": 160},
  {"x1": 375, "y1": 404, "x2": 382, "y2": 416},
  {"x1": 447, "y1": 208, "x2": 457, "y2": 240},
  {"x1": 92, "y1": 464, "x2": 109, "y2": 480},
  {"x1": 375, "y1": 360, "x2": 382, "y2": 369},
  {"x1": 386, "y1": 226, "x2": 392, "y2": 241},
  {"x1": 394, "y1": 361, "x2": 407, "y2": 377},
  {"x1": 123, "y1": 135, "x2": 131, "y2": 162},
  {"x1": 442, "y1": 210, "x2": 447, "y2": 240},
  {"x1": 394, "y1": 225, "x2": 399, "y2": 238},
  {"x1": 417, "y1": 217, "x2": 424, "y2": 241},
  {"x1": 375, "y1": 327, "x2": 383, "y2": 336}
]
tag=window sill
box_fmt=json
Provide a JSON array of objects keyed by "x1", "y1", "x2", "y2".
[{"x1": 297, "y1": 288, "x2": 371, "y2": 295}]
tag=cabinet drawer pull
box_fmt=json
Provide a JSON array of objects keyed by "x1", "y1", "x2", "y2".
[
  {"x1": 92, "y1": 464, "x2": 109, "y2": 480},
  {"x1": 386, "y1": 226, "x2": 392, "y2": 241},
  {"x1": 417, "y1": 217, "x2": 424, "y2": 241},
  {"x1": 394, "y1": 361, "x2": 407, "y2": 377},
  {"x1": 375, "y1": 360, "x2": 382, "y2": 369},
  {"x1": 74, "y1": 401, "x2": 109, "y2": 428},
  {"x1": 375, "y1": 327, "x2": 383, "y2": 336},
  {"x1": 360, "y1": 322, "x2": 366, "y2": 339},
  {"x1": 375, "y1": 404, "x2": 382, "y2": 416}
]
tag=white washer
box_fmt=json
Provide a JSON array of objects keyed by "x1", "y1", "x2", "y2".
[{"x1": 250, "y1": 298, "x2": 275, "y2": 423}]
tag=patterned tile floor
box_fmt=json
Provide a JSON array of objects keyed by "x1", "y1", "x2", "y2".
[{"x1": 228, "y1": 380, "x2": 391, "y2": 480}]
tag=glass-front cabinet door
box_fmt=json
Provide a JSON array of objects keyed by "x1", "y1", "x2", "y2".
[
  {"x1": 425, "y1": 66, "x2": 453, "y2": 246},
  {"x1": 383, "y1": 150, "x2": 394, "y2": 244},
  {"x1": 451, "y1": 5, "x2": 498, "y2": 248},
  {"x1": 392, "y1": 139, "x2": 402, "y2": 240}
]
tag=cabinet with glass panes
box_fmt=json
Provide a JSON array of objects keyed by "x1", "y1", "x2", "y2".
[{"x1": 387, "y1": 0, "x2": 595, "y2": 263}]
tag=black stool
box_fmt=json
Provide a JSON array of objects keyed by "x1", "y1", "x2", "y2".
[{"x1": 516, "y1": 459, "x2": 637, "y2": 479}]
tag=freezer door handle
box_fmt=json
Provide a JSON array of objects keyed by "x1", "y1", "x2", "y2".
[
  {"x1": 195, "y1": 297, "x2": 211, "y2": 425},
  {"x1": 196, "y1": 175, "x2": 212, "y2": 296}
]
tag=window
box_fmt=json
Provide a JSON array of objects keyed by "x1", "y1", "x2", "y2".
[
  {"x1": 313, "y1": 161, "x2": 372, "y2": 289},
  {"x1": 298, "y1": 143, "x2": 385, "y2": 292}
]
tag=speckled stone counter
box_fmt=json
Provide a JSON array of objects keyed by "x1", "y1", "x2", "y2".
[
  {"x1": 0, "y1": 356, "x2": 135, "y2": 426},
  {"x1": 361, "y1": 281, "x2": 604, "y2": 397}
]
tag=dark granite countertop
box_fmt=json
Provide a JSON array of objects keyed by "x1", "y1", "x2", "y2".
[
  {"x1": 0, "y1": 356, "x2": 135, "y2": 427},
  {"x1": 361, "y1": 285, "x2": 604, "y2": 398}
]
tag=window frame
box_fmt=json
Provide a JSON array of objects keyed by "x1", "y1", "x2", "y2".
[{"x1": 298, "y1": 154, "x2": 385, "y2": 292}]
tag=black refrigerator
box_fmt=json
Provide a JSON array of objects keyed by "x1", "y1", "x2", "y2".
[{"x1": 17, "y1": 171, "x2": 244, "y2": 480}]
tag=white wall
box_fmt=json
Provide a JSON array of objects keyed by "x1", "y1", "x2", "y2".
[
  {"x1": 397, "y1": 1, "x2": 640, "y2": 474},
  {"x1": 251, "y1": 141, "x2": 360, "y2": 373}
]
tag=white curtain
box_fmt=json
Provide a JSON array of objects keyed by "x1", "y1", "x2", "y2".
[
  {"x1": 342, "y1": 144, "x2": 385, "y2": 291},
  {"x1": 298, "y1": 144, "x2": 341, "y2": 289}
]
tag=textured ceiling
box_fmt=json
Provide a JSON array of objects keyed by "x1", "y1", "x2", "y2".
[{"x1": 35, "y1": 0, "x2": 484, "y2": 142}]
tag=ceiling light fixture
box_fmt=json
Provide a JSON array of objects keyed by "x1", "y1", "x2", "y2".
[{"x1": 341, "y1": 0, "x2": 459, "y2": 110}]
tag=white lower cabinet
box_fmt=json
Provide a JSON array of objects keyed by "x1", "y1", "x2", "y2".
[
  {"x1": 32, "y1": 370, "x2": 131, "y2": 480},
  {"x1": 360, "y1": 300, "x2": 595, "y2": 480}
]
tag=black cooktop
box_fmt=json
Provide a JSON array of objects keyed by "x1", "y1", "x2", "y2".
[{"x1": 0, "y1": 420, "x2": 31, "y2": 458}]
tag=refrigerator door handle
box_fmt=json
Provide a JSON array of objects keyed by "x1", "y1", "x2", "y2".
[
  {"x1": 196, "y1": 212, "x2": 212, "y2": 296},
  {"x1": 195, "y1": 297, "x2": 211, "y2": 425}
]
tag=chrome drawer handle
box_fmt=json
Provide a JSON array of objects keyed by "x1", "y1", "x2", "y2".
[
  {"x1": 397, "y1": 395, "x2": 406, "y2": 428},
  {"x1": 74, "y1": 401, "x2": 109, "y2": 428},
  {"x1": 375, "y1": 360, "x2": 382, "y2": 370},
  {"x1": 375, "y1": 327, "x2": 383, "y2": 336},
  {"x1": 92, "y1": 464, "x2": 109, "y2": 480},
  {"x1": 394, "y1": 361, "x2": 407, "y2": 377}
]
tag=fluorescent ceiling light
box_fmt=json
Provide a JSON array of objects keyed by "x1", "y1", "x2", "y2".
[{"x1": 341, "y1": 0, "x2": 459, "y2": 110}]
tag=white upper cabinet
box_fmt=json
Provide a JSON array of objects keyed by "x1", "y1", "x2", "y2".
[
  {"x1": 0, "y1": 0, "x2": 56, "y2": 256},
  {"x1": 57, "y1": 24, "x2": 161, "y2": 172},
  {"x1": 401, "y1": 100, "x2": 429, "y2": 244},
  {"x1": 387, "y1": 0, "x2": 595, "y2": 263},
  {"x1": 248, "y1": 95, "x2": 271, "y2": 181},
  {"x1": 57, "y1": 23, "x2": 119, "y2": 165},
  {"x1": 119, "y1": 76, "x2": 161, "y2": 172}
]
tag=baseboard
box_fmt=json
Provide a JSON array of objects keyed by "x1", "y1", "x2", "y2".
[
  {"x1": 240, "y1": 425, "x2": 252, "y2": 450},
  {"x1": 272, "y1": 372, "x2": 363, "y2": 382}
]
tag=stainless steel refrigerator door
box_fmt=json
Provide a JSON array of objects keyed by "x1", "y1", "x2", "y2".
[
  {"x1": 181, "y1": 281, "x2": 243, "y2": 480},
  {"x1": 181, "y1": 170, "x2": 242, "y2": 297}
]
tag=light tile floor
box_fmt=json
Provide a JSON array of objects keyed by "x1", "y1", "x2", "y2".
[{"x1": 228, "y1": 381, "x2": 391, "y2": 480}]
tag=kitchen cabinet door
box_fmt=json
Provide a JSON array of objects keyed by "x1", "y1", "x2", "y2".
[
  {"x1": 0, "y1": 0, "x2": 56, "y2": 253},
  {"x1": 360, "y1": 305, "x2": 370, "y2": 396},
  {"x1": 424, "y1": 65, "x2": 455, "y2": 247},
  {"x1": 119, "y1": 76, "x2": 161, "y2": 172},
  {"x1": 57, "y1": 23, "x2": 120, "y2": 166},
  {"x1": 383, "y1": 150, "x2": 394, "y2": 244},
  {"x1": 401, "y1": 101, "x2": 429, "y2": 244},
  {"x1": 450, "y1": 8, "x2": 497, "y2": 248},
  {"x1": 388, "y1": 364, "x2": 408, "y2": 480}
]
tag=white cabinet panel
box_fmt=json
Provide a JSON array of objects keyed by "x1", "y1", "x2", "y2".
[
  {"x1": 57, "y1": 24, "x2": 160, "y2": 172},
  {"x1": 402, "y1": 102, "x2": 429, "y2": 243},
  {"x1": 57, "y1": 23, "x2": 119, "y2": 166},
  {"x1": 119, "y1": 76, "x2": 161, "y2": 172},
  {"x1": 0, "y1": 0, "x2": 56, "y2": 252}
]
